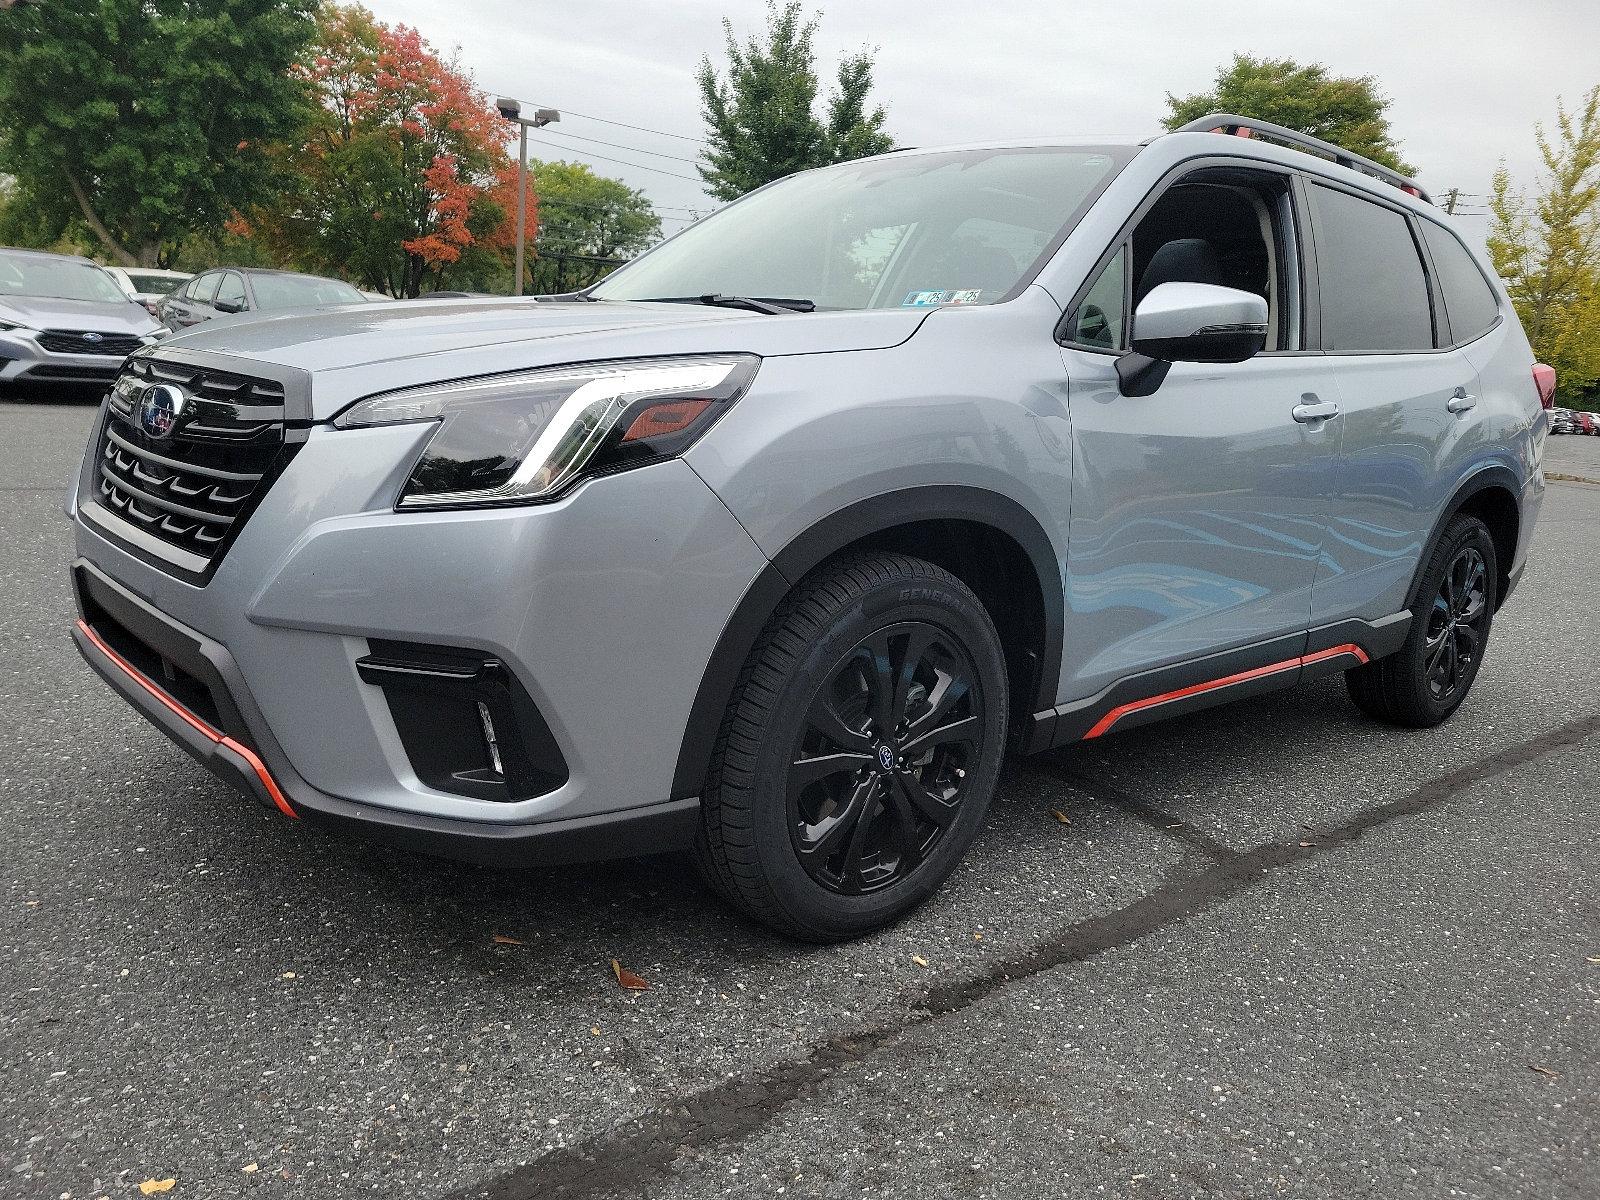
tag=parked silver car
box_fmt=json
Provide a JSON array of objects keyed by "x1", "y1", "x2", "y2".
[
  {"x1": 68, "y1": 116, "x2": 1552, "y2": 939},
  {"x1": 0, "y1": 248, "x2": 163, "y2": 389},
  {"x1": 158, "y1": 266, "x2": 365, "y2": 332}
]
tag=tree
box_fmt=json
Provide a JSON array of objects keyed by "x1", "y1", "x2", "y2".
[
  {"x1": 696, "y1": 1, "x2": 893, "y2": 201},
  {"x1": 1488, "y1": 86, "x2": 1600, "y2": 406},
  {"x1": 523, "y1": 160, "x2": 662, "y2": 294},
  {"x1": 1163, "y1": 54, "x2": 1414, "y2": 175},
  {"x1": 0, "y1": 0, "x2": 317, "y2": 267},
  {"x1": 250, "y1": 3, "x2": 532, "y2": 296}
]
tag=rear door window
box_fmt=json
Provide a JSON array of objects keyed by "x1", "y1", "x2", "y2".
[
  {"x1": 1419, "y1": 221, "x2": 1500, "y2": 343},
  {"x1": 1310, "y1": 184, "x2": 1433, "y2": 352},
  {"x1": 191, "y1": 272, "x2": 222, "y2": 307}
]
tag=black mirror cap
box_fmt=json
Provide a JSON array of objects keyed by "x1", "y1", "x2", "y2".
[
  {"x1": 213, "y1": 298, "x2": 246, "y2": 314},
  {"x1": 1130, "y1": 324, "x2": 1267, "y2": 366}
]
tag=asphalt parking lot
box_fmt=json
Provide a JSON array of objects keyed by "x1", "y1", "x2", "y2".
[{"x1": 2, "y1": 393, "x2": 1597, "y2": 1200}]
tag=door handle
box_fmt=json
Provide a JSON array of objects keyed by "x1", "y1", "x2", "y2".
[
  {"x1": 1292, "y1": 399, "x2": 1340, "y2": 423},
  {"x1": 1447, "y1": 389, "x2": 1477, "y2": 414}
]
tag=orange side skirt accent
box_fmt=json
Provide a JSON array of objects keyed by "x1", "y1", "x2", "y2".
[
  {"x1": 1083, "y1": 643, "x2": 1370, "y2": 739},
  {"x1": 75, "y1": 618, "x2": 298, "y2": 819}
]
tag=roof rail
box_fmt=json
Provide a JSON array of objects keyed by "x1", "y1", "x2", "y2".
[{"x1": 1168, "y1": 113, "x2": 1431, "y2": 204}]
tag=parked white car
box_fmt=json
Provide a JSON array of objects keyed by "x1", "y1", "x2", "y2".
[{"x1": 105, "y1": 266, "x2": 193, "y2": 317}]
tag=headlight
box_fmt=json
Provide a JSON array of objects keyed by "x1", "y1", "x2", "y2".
[{"x1": 334, "y1": 355, "x2": 759, "y2": 509}]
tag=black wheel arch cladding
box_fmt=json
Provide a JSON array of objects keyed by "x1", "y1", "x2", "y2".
[{"x1": 671, "y1": 485, "x2": 1063, "y2": 801}]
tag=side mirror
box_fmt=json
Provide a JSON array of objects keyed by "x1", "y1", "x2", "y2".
[
  {"x1": 1115, "y1": 282, "x2": 1269, "y2": 397},
  {"x1": 213, "y1": 297, "x2": 246, "y2": 314}
]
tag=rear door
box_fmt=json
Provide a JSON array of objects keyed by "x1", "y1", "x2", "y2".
[{"x1": 1305, "y1": 180, "x2": 1482, "y2": 626}]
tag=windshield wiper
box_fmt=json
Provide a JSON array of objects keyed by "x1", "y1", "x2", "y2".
[{"x1": 642, "y1": 294, "x2": 816, "y2": 315}]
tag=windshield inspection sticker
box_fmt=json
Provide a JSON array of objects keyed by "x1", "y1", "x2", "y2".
[{"x1": 901, "y1": 289, "x2": 984, "y2": 307}]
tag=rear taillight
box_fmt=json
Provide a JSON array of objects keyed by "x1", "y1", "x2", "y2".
[{"x1": 1533, "y1": 363, "x2": 1557, "y2": 410}]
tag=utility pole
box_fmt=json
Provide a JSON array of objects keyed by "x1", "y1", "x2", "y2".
[
  {"x1": 494, "y1": 98, "x2": 559, "y2": 295},
  {"x1": 1444, "y1": 188, "x2": 1459, "y2": 215}
]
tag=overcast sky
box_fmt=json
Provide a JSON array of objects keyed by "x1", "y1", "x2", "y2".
[{"x1": 361, "y1": 0, "x2": 1598, "y2": 237}]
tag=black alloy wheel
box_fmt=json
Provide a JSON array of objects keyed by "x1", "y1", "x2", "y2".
[
  {"x1": 788, "y1": 622, "x2": 984, "y2": 895},
  {"x1": 1423, "y1": 545, "x2": 1489, "y2": 702},
  {"x1": 1345, "y1": 513, "x2": 1498, "y2": 728},
  {"x1": 695, "y1": 553, "x2": 1010, "y2": 941}
]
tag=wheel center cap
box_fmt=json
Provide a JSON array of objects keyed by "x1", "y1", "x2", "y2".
[{"x1": 875, "y1": 742, "x2": 897, "y2": 772}]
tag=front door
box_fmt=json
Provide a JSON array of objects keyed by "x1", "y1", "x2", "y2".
[{"x1": 1055, "y1": 163, "x2": 1336, "y2": 701}]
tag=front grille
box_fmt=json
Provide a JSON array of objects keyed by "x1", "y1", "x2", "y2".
[
  {"x1": 39, "y1": 329, "x2": 145, "y2": 356},
  {"x1": 94, "y1": 356, "x2": 289, "y2": 569}
]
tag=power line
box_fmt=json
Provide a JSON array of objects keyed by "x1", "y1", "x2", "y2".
[
  {"x1": 536, "y1": 126, "x2": 700, "y2": 165},
  {"x1": 531, "y1": 102, "x2": 704, "y2": 145},
  {"x1": 526, "y1": 133, "x2": 705, "y2": 183}
]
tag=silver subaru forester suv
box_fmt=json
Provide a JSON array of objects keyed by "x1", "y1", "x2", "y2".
[{"x1": 69, "y1": 116, "x2": 1552, "y2": 940}]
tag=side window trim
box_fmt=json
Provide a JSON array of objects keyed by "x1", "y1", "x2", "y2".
[
  {"x1": 1300, "y1": 174, "x2": 1445, "y2": 356},
  {"x1": 1056, "y1": 154, "x2": 1311, "y2": 356}
]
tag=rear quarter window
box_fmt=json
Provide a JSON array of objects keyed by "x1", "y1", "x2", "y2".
[
  {"x1": 1419, "y1": 220, "x2": 1500, "y2": 343},
  {"x1": 1310, "y1": 183, "x2": 1433, "y2": 352}
]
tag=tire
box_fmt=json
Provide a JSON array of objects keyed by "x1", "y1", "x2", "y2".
[
  {"x1": 695, "y1": 553, "x2": 1010, "y2": 941},
  {"x1": 1345, "y1": 513, "x2": 1497, "y2": 728}
]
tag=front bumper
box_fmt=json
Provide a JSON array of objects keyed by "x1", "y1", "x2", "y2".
[
  {"x1": 0, "y1": 330, "x2": 133, "y2": 384},
  {"x1": 70, "y1": 413, "x2": 771, "y2": 861}
]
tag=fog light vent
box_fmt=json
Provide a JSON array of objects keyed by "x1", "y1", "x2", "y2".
[{"x1": 356, "y1": 640, "x2": 568, "y2": 802}]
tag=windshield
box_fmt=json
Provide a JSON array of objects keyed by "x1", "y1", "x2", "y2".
[
  {"x1": 251, "y1": 273, "x2": 365, "y2": 310},
  {"x1": 0, "y1": 254, "x2": 128, "y2": 304},
  {"x1": 127, "y1": 272, "x2": 186, "y2": 296},
  {"x1": 592, "y1": 147, "x2": 1131, "y2": 311}
]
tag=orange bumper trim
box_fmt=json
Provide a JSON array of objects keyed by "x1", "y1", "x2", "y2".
[
  {"x1": 74, "y1": 619, "x2": 298, "y2": 819},
  {"x1": 1084, "y1": 643, "x2": 1370, "y2": 739}
]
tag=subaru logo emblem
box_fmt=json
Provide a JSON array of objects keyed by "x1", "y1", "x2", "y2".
[
  {"x1": 876, "y1": 743, "x2": 896, "y2": 772},
  {"x1": 81, "y1": 332, "x2": 104, "y2": 344},
  {"x1": 138, "y1": 383, "x2": 187, "y2": 440}
]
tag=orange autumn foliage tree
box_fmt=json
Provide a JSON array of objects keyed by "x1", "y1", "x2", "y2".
[{"x1": 263, "y1": 4, "x2": 535, "y2": 296}]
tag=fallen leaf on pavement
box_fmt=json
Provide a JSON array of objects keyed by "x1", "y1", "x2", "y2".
[
  {"x1": 973, "y1": 932, "x2": 983, "y2": 941},
  {"x1": 1298, "y1": 841, "x2": 1314, "y2": 848},
  {"x1": 491, "y1": 934, "x2": 524, "y2": 946},
  {"x1": 1586, "y1": 956, "x2": 1600, "y2": 965},
  {"x1": 612, "y1": 959, "x2": 648, "y2": 990},
  {"x1": 1528, "y1": 1064, "x2": 1560, "y2": 1079},
  {"x1": 139, "y1": 1180, "x2": 176, "y2": 1195},
  {"x1": 1051, "y1": 810, "x2": 1071, "y2": 825},
  {"x1": 241, "y1": 1163, "x2": 259, "y2": 1174},
  {"x1": 591, "y1": 1026, "x2": 602, "y2": 1036},
  {"x1": 911, "y1": 955, "x2": 929, "y2": 967}
]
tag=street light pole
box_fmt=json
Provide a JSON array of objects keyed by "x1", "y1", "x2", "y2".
[
  {"x1": 515, "y1": 121, "x2": 528, "y2": 295},
  {"x1": 495, "y1": 98, "x2": 559, "y2": 296}
]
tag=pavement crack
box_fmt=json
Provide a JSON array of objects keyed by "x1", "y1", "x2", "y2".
[
  {"x1": 443, "y1": 708, "x2": 1600, "y2": 1200},
  {"x1": 1028, "y1": 754, "x2": 1240, "y2": 863}
]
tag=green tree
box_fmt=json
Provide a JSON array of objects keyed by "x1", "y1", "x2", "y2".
[
  {"x1": 0, "y1": 0, "x2": 317, "y2": 267},
  {"x1": 1488, "y1": 86, "x2": 1600, "y2": 406},
  {"x1": 525, "y1": 160, "x2": 662, "y2": 294},
  {"x1": 696, "y1": 1, "x2": 893, "y2": 201},
  {"x1": 1163, "y1": 54, "x2": 1414, "y2": 175}
]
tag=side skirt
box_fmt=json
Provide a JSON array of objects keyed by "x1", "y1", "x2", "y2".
[{"x1": 1029, "y1": 611, "x2": 1412, "y2": 750}]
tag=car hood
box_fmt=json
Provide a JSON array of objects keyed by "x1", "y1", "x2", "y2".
[
  {"x1": 0, "y1": 294, "x2": 161, "y2": 334},
  {"x1": 158, "y1": 298, "x2": 931, "y2": 419}
]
